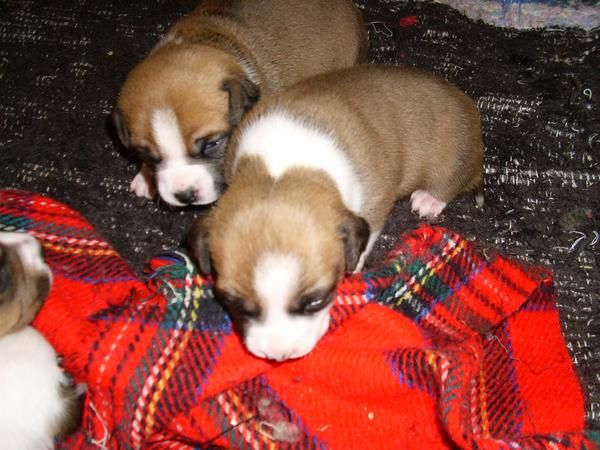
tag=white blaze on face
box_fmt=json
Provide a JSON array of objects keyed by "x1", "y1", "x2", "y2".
[
  {"x1": 246, "y1": 252, "x2": 331, "y2": 361},
  {"x1": 150, "y1": 108, "x2": 219, "y2": 206}
]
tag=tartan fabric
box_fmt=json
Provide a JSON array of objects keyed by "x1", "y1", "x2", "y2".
[{"x1": 0, "y1": 189, "x2": 593, "y2": 450}]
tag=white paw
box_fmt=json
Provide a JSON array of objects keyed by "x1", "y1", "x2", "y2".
[
  {"x1": 410, "y1": 190, "x2": 447, "y2": 218},
  {"x1": 130, "y1": 171, "x2": 156, "y2": 199},
  {"x1": 74, "y1": 382, "x2": 88, "y2": 397}
]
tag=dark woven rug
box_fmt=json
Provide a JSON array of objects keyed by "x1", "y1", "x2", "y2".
[{"x1": 1, "y1": 0, "x2": 599, "y2": 434}]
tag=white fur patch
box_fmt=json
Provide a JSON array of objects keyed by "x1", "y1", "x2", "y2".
[
  {"x1": 410, "y1": 190, "x2": 447, "y2": 218},
  {"x1": 151, "y1": 108, "x2": 187, "y2": 161},
  {"x1": 0, "y1": 232, "x2": 50, "y2": 277},
  {"x1": 130, "y1": 167, "x2": 156, "y2": 199},
  {"x1": 247, "y1": 252, "x2": 331, "y2": 361},
  {"x1": 235, "y1": 112, "x2": 363, "y2": 214},
  {"x1": 253, "y1": 252, "x2": 302, "y2": 312},
  {"x1": 150, "y1": 108, "x2": 219, "y2": 205},
  {"x1": 0, "y1": 327, "x2": 69, "y2": 450}
]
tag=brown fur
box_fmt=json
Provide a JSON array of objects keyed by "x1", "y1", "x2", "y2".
[
  {"x1": 0, "y1": 242, "x2": 49, "y2": 337},
  {"x1": 114, "y1": 0, "x2": 367, "y2": 161},
  {"x1": 192, "y1": 65, "x2": 484, "y2": 312},
  {"x1": 199, "y1": 157, "x2": 353, "y2": 305},
  {"x1": 226, "y1": 64, "x2": 485, "y2": 234}
]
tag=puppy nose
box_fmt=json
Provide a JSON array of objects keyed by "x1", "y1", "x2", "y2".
[
  {"x1": 250, "y1": 342, "x2": 303, "y2": 361},
  {"x1": 260, "y1": 349, "x2": 295, "y2": 362},
  {"x1": 174, "y1": 189, "x2": 197, "y2": 204},
  {"x1": 269, "y1": 351, "x2": 294, "y2": 362}
]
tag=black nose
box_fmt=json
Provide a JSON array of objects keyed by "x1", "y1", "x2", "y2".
[{"x1": 174, "y1": 189, "x2": 197, "y2": 204}]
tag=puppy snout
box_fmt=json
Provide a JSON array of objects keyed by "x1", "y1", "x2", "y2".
[
  {"x1": 244, "y1": 311, "x2": 331, "y2": 361},
  {"x1": 270, "y1": 351, "x2": 294, "y2": 362},
  {"x1": 245, "y1": 332, "x2": 316, "y2": 362},
  {"x1": 250, "y1": 343, "x2": 303, "y2": 362},
  {"x1": 174, "y1": 189, "x2": 197, "y2": 205}
]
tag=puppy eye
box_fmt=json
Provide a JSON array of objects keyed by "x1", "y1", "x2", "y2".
[
  {"x1": 215, "y1": 289, "x2": 260, "y2": 318},
  {"x1": 302, "y1": 297, "x2": 330, "y2": 313},
  {"x1": 192, "y1": 135, "x2": 227, "y2": 158},
  {"x1": 133, "y1": 147, "x2": 161, "y2": 166},
  {"x1": 234, "y1": 304, "x2": 260, "y2": 319},
  {"x1": 296, "y1": 290, "x2": 334, "y2": 315}
]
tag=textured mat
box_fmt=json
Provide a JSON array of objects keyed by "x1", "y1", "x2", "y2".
[
  {"x1": 0, "y1": 0, "x2": 599, "y2": 433},
  {"x1": 0, "y1": 190, "x2": 592, "y2": 449},
  {"x1": 433, "y1": 0, "x2": 600, "y2": 30}
]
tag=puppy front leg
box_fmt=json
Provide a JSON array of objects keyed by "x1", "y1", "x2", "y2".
[
  {"x1": 130, "y1": 163, "x2": 156, "y2": 199},
  {"x1": 353, "y1": 229, "x2": 381, "y2": 273}
]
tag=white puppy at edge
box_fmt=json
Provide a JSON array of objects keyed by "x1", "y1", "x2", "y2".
[
  {"x1": 0, "y1": 232, "x2": 82, "y2": 450},
  {"x1": 188, "y1": 65, "x2": 485, "y2": 362}
]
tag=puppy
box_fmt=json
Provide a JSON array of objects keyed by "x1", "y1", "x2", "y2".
[
  {"x1": 112, "y1": 0, "x2": 367, "y2": 206},
  {"x1": 0, "y1": 232, "x2": 82, "y2": 450},
  {"x1": 188, "y1": 65, "x2": 485, "y2": 361}
]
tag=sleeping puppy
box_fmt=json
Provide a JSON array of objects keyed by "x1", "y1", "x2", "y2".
[
  {"x1": 112, "y1": 0, "x2": 367, "y2": 207},
  {"x1": 0, "y1": 232, "x2": 82, "y2": 450},
  {"x1": 188, "y1": 65, "x2": 485, "y2": 362}
]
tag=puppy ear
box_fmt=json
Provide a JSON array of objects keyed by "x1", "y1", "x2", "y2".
[
  {"x1": 339, "y1": 211, "x2": 370, "y2": 272},
  {"x1": 222, "y1": 73, "x2": 260, "y2": 126},
  {"x1": 110, "y1": 109, "x2": 130, "y2": 148},
  {"x1": 186, "y1": 217, "x2": 212, "y2": 275}
]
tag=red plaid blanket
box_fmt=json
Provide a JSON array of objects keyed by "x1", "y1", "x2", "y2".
[{"x1": 0, "y1": 190, "x2": 593, "y2": 449}]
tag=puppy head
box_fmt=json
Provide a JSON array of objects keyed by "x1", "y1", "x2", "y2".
[
  {"x1": 0, "y1": 232, "x2": 51, "y2": 337},
  {"x1": 111, "y1": 45, "x2": 259, "y2": 206},
  {"x1": 189, "y1": 165, "x2": 369, "y2": 361}
]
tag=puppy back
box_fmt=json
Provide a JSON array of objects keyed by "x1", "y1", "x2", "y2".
[
  {"x1": 228, "y1": 65, "x2": 484, "y2": 226},
  {"x1": 184, "y1": 0, "x2": 369, "y2": 93}
]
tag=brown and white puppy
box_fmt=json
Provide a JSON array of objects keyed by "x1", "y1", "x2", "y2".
[
  {"x1": 188, "y1": 65, "x2": 484, "y2": 361},
  {"x1": 112, "y1": 0, "x2": 367, "y2": 206},
  {"x1": 0, "y1": 232, "x2": 82, "y2": 450}
]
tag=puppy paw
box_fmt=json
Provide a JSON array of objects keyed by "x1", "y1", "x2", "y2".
[
  {"x1": 353, "y1": 254, "x2": 366, "y2": 273},
  {"x1": 130, "y1": 170, "x2": 156, "y2": 199},
  {"x1": 74, "y1": 382, "x2": 88, "y2": 397},
  {"x1": 410, "y1": 190, "x2": 447, "y2": 218}
]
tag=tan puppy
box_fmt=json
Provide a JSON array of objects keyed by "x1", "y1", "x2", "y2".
[
  {"x1": 0, "y1": 232, "x2": 82, "y2": 449},
  {"x1": 188, "y1": 65, "x2": 484, "y2": 361},
  {"x1": 112, "y1": 0, "x2": 367, "y2": 206}
]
